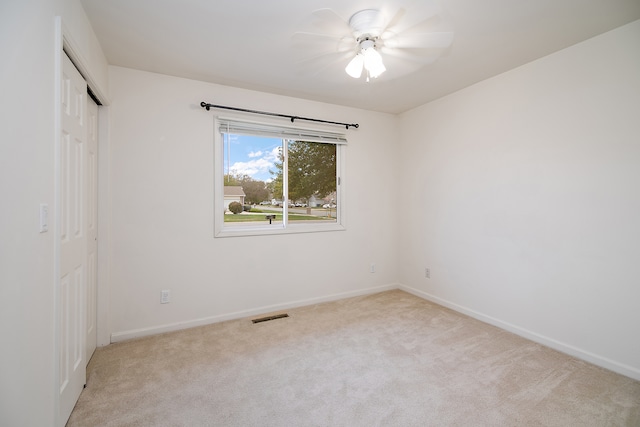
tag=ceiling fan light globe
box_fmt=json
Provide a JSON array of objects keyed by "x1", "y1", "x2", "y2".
[
  {"x1": 345, "y1": 54, "x2": 364, "y2": 78},
  {"x1": 368, "y1": 62, "x2": 386, "y2": 78},
  {"x1": 363, "y1": 47, "x2": 386, "y2": 78}
]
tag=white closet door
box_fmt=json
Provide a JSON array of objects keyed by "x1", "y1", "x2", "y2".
[{"x1": 58, "y1": 52, "x2": 87, "y2": 426}]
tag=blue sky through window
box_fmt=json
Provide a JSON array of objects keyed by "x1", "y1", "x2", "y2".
[{"x1": 224, "y1": 134, "x2": 282, "y2": 183}]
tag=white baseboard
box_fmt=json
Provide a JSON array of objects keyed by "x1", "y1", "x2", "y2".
[
  {"x1": 398, "y1": 284, "x2": 640, "y2": 381},
  {"x1": 110, "y1": 284, "x2": 398, "y2": 343}
]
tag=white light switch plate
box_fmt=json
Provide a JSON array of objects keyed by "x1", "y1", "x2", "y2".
[{"x1": 39, "y1": 204, "x2": 48, "y2": 233}]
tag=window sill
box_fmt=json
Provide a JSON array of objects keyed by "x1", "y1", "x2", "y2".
[{"x1": 214, "y1": 222, "x2": 346, "y2": 238}]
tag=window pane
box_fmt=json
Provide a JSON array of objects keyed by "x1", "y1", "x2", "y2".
[
  {"x1": 222, "y1": 133, "x2": 284, "y2": 228},
  {"x1": 286, "y1": 140, "x2": 337, "y2": 224},
  {"x1": 216, "y1": 120, "x2": 344, "y2": 237}
]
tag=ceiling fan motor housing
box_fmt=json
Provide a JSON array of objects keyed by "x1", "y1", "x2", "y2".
[{"x1": 349, "y1": 9, "x2": 384, "y2": 39}]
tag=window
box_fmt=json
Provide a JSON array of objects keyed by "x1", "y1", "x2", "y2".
[{"x1": 214, "y1": 118, "x2": 346, "y2": 237}]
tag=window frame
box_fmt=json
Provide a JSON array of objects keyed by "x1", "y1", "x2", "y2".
[{"x1": 214, "y1": 116, "x2": 346, "y2": 238}]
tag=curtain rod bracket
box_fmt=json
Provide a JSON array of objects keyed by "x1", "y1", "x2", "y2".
[{"x1": 200, "y1": 101, "x2": 358, "y2": 130}]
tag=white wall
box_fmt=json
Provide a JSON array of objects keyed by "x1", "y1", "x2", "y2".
[
  {"x1": 0, "y1": 0, "x2": 108, "y2": 425},
  {"x1": 0, "y1": 2, "x2": 57, "y2": 424},
  {"x1": 398, "y1": 20, "x2": 640, "y2": 379},
  {"x1": 107, "y1": 66, "x2": 400, "y2": 340},
  {"x1": 61, "y1": 0, "x2": 109, "y2": 98},
  {"x1": 1, "y1": 3, "x2": 636, "y2": 423}
]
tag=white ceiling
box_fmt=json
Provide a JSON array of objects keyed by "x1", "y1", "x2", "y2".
[{"x1": 80, "y1": 0, "x2": 640, "y2": 114}]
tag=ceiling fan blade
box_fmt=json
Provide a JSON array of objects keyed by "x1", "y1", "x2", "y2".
[
  {"x1": 292, "y1": 32, "x2": 355, "y2": 51},
  {"x1": 379, "y1": 46, "x2": 441, "y2": 65},
  {"x1": 311, "y1": 8, "x2": 352, "y2": 34},
  {"x1": 381, "y1": 8, "x2": 406, "y2": 34},
  {"x1": 381, "y1": 3, "x2": 441, "y2": 35},
  {"x1": 292, "y1": 32, "x2": 342, "y2": 43},
  {"x1": 298, "y1": 48, "x2": 352, "y2": 64},
  {"x1": 297, "y1": 50, "x2": 354, "y2": 76},
  {"x1": 382, "y1": 32, "x2": 454, "y2": 49}
]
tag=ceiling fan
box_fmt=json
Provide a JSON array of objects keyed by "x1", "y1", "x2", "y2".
[{"x1": 293, "y1": 7, "x2": 454, "y2": 81}]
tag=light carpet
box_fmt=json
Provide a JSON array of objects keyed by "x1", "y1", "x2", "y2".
[{"x1": 67, "y1": 290, "x2": 640, "y2": 426}]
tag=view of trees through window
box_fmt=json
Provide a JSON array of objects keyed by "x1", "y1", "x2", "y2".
[{"x1": 222, "y1": 133, "x2": 338, "y2": 227}]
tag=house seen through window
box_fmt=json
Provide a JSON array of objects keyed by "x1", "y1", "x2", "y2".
[{"x1": 215, "y1": 118, "x2": 345, "y2": 237}]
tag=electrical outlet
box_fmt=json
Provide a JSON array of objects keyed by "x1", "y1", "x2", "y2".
[
  {"x1": 370, "y1": 263, "x2": 375, "y2": 273},
  {"x1": 425, "y1": 268, "x2": 430, "y2": 279},
  {"x1": 161, "y1": 290, "x2": 170, "y2": 304}
]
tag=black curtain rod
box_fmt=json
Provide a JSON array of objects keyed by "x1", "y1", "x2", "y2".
[{"x1": 200, "y1": 101, "x2": 359, "y2": 130}]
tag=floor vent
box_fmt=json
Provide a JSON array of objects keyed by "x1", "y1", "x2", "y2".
[{"x1": 252, "y1": 313, "x2": 289, "y2": 324}]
